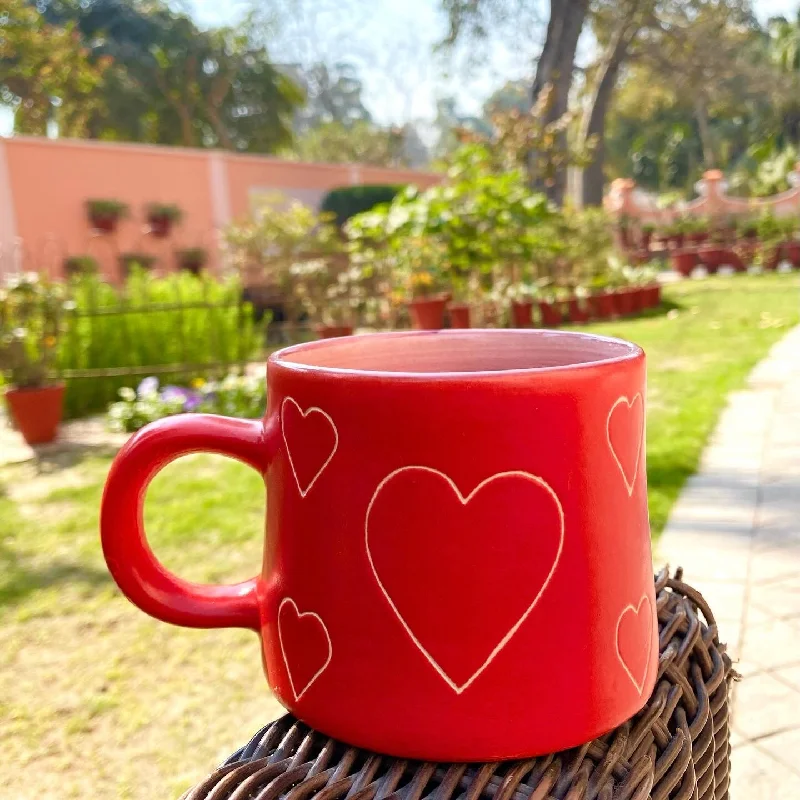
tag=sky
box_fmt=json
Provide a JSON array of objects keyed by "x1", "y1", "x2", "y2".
[{"x1": 1, "y1": 0, "x2": 799, "y2": 137}]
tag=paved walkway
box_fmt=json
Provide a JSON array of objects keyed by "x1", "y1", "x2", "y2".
[
  {"x1": 0, "y1": 414, "x2": 128, "y2": 467},
  {"x1": 657, "y1": 324, "x2": 800, "y2": 799}
]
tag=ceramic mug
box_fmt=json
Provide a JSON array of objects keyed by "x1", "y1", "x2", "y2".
[{"x1": 100, "y1": 329, "x2": 657, "y2": 761}]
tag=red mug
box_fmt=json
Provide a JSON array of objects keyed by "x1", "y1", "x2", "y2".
[{"x1": 100, "y1": 329, "x2": 656, "y2": 761}]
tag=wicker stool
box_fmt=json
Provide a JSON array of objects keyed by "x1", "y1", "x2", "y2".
[{"x1": 183, "y1": 568, "x2": 734, "y2": 800}]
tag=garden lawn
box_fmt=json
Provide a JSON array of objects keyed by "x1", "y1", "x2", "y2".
[{"x1": 0, "y1": 272, "x2": 798, "y2": 798}]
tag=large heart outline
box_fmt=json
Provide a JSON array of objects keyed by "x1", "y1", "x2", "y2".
[
  {"x1": 281, "y1": 397, "x2": 339, "y2": 497},
  {"x1": 365, "y1": 466, "x2": 565, "y2": 694},
  {"x1": 606, "y1": 394, "x2": 644, "y2": 496},
  {"x1": 615, "y1": 594, "x2": 652, "y2": 694},
  {"x1": 278, "y1": 597, "x2": 333, "y2": 701}
]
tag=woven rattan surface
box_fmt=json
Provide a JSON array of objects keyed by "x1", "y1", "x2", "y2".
[{"x1": 183, "y1": 568, "x2": 734, "y2": 800}]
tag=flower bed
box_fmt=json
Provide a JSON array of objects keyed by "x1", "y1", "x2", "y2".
[{"x1": 107, "y1": 373, "x2": 265, "y2": 433}]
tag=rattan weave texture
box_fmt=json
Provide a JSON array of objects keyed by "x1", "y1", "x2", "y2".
[{"x1": 183, "y1": 567, "x2": 734, "y2": 800}]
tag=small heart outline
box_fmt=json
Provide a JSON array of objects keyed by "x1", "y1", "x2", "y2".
[
  {"x1": 615, "y1": 594, "x2": 652, "y2": 695},
  {"x1": 365, "y1": 466, "x2": 565, "y2": 695},
  {"x1": 281, "y1": 397, "x2": 339, "y2": 497},
  {"x1": 278, "y1": 597, "x2": 333, "y2": 701},
  {"x1": 606, "y1": 393, "x2": 644, "y2": 496}
]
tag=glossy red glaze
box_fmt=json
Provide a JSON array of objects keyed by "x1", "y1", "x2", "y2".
[{"x1": 100, "y1": 329, "x2": 656, "y2": 762}]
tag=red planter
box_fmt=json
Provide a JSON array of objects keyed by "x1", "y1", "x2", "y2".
[
  {"x1": 448, "y1": 303, "x2": 471, "y2": 329},
  {"x1": 613, "y1": 288, "x2": 635, "y2": 316},
  {"x1": 764, "y1": 248, "x2": 781, "y2": 271},
  {"x1": 688, "y1": 232, "x2": 708, "y2": 245},
  {"x1": 697, "y1": 245, "x2": 728, "y2": 272},
  {"x1": 588, "y1": 292, "x2": 615, "y2": 319},
  {"x1": 642, "y1": 284, "x2": 662, "y2": 308},
  {"x1": 148, "y1": 215, "x2": 174, "y2": 238},
  {"x1": 670, "y1": 249, "x2": 697, "y2": 277},
  {"x1": 538, "y1": 300, "x2": 563, "y2": 327},
  {"x1": 510, "y1": 300, "x2": 534, "y2": 328},
  {"x1": 627, "y1": 287, "x2": 646, "y2": 313},
  {"x1": 4, "y1": 384, "x2": 65, "y2": 445},
  {"x1": 784, "y1": 241, "x2": 800, "y2": 267},
  {"x1": 90, "y1": 213, "x2": 119, "y2": 234},
  {"x1": 567, "y1": 297, "x2": 591, "y2": 324},
  {"x1": 409, "y1": 296, "x2": 448, "y2": 330},
  {"x1": 316, "y1": 324, "x2": 354, "y2": 339}
]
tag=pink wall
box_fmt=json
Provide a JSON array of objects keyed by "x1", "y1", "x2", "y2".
[{"x1": 0, "y1": 136, "x2": 441, "y2": 280}]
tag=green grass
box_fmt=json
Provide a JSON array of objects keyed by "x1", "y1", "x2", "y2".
[{"x1": 0, "y1": 273, "x2": 797, "y2": 798}]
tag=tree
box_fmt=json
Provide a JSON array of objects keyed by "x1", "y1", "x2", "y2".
[
  {"x1": 288, "y1": 120, "x2": 408, "y2": 166},
  {"x1": 284, "y1": 62, "x2": 373, "y2": 134},
  {"x1": 441, "y1": 0, "x2": 590, "y2": 203},
  {"x1": 0, "y1": 0, "x2": 111, "y2": 136},
  {"x1": 32, "y1": 0, "x2": 303, "y2": 151}
]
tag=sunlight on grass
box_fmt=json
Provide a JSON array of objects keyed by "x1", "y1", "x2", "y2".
[{"x1": 0, "y1": 272, "x2": 798, "y2": 798}]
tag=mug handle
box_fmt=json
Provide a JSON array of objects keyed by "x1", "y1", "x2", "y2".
[{"x1": 100, "y1": 413, "x2": 279, "y2": 631}]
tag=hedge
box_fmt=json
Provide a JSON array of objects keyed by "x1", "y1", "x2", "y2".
[{"x1": 320, "y1": 184, "x2": 405, "y2": 226}]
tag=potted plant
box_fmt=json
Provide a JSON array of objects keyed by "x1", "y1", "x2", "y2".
[
  {"x1": 146, "y1": 203, "x2": 183, "y2": 238},
  {"x1": 736, "y1": 215, "x2": 759, "y2": 241},
  {"x1": 586, "y1": 270, "x2": 615, "y2": 319},
  {"x1": 685, "y1": 216, "x2": 709, "y2": 245},
  {"x1": 697, "y1": 227, "x2": 728, "y2": 273},
  {"x1": 756, "y1": 211, "x2": 783, "y2": 270},
  {"x1": 176, "y1": 247, "x2": 208, "y2": 275},
  {"x1": 86, "y1": 199, "x2": 128, "y2": 233},
  {"x1": 63, "y1": 254, "x2": 99, "y2": 278},
  {"x1": 778, "y1": 216, "x2": 800, "y2": 267},
  {"x1": 0, "y1": 274, "x2": 65, "y2": 445},
  {"x1": 119, "y1": 252, "x2": 156, "y2": 278},
  {"x1": 640, "y1": 222, "x2": 656, "y2": 251}
]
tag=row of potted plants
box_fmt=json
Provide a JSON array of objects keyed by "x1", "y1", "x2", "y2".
[
  {"x1": 63, "y1": 248, "x2": 208, "y2": 279},
  {"x1": 86, "y1": 199, "x2": 183, "y2": 237}
]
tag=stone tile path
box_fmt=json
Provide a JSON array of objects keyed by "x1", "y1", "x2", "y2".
[
  {"x1": 0, "y1": 413, "x2": 128, "y2": 467},
  {"x1": 657, "y1": 324, "x2": 800, "y2": 798}
]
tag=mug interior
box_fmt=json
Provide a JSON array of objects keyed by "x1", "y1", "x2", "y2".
[{"x1": 275, "y1": 330, "x2": 639, "y2": 375}]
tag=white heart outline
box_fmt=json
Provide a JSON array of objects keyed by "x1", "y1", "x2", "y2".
[
  {"x1": 606, "y1": 393, "x2": 644, "y2": 497},
  {"x1": 278, "y1": 597, "x2": 333, "y2": 701},
  {"x1": 615, "y1": 594, "x2": 653, "y2": 695},
  {"x1": 365, "y1": 466, "x2": 565, "y2": 695},
  {"x1": 281, "y1": 397, "x2": 339, "y2": 497}
]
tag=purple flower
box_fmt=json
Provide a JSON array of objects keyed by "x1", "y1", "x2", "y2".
[
  {"x1": 137, "y1": 376, "x2": 159, "y2": 398},
  {"x1": 161, "y1": 385, "x2": 202, "y2": 411}
]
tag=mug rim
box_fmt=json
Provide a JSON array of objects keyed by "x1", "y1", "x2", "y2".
[{"x1": 269, "y1": 329, "x2": 642, "y2": 380}]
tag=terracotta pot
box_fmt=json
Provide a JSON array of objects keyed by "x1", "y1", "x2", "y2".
[
  {"x1": 688, "y1": 231, "x2": 707, "y2": 245},
  {"x1": 643, "y1": 284, "x2": 662, "y2": 308},
  {"x1": 567, "y1": 297, "x2": 591, "y2": 324},
  {"x1": 316, "y1": 324, "x2": 354, "y2": 339},
  {"x1": 697, "y1": 245, "x2": 727, "y2": 272},
  {"x1": 448, "y1": 303, "x2": 471, "y2": 329},
  {"x1": 784, "y1": 241, "x2": 800, "y2": 267},
  {"x1": 90, "y1": 213, "x2": 118, "y2": 234},
  {"x1": 613, "y1": 288, "x2": 635, "y2": 316},
  {"x1": 670, "y1": 249, "x2": 697, "y2": 277},
  {"x1": 538, "y1": 300, "x2": 563, "y2": 327},
  {"x1": 148, "y1": 215, "x2": 173, "y2": 238},
  {"x1": 510, "y1": 300, "x2": 534, "y2": 328},
  {"x1": 409, "y1": 295, "x2": 448, "y2": 330},
  {"x1": 588, "y1": 292, "x2": 615, "y2": 319},
  {"x1": 764, "y1": 247, "x2": 781, "y2": 271},
  {"x1": 4, "y1": 384, "x2": 65, "y2": 445}
]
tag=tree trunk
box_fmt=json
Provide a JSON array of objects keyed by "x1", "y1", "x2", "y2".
[
  {"x1": 529, "y1": 0, "x2": 590, "y2": 205},
  {"x1": 693, "y1": 98, "x2": 715, "y2": 168},
  {"x1": 577, "y1": 11, "x2": 641, "y2": 207}
]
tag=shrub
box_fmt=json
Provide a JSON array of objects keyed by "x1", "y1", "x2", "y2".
[
  {"x1": 320, "y1": 184, "x2": 405, "y2": 227},
  {"x1": 58, "y1": 271, "x2": 264, "y2": 418}
]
